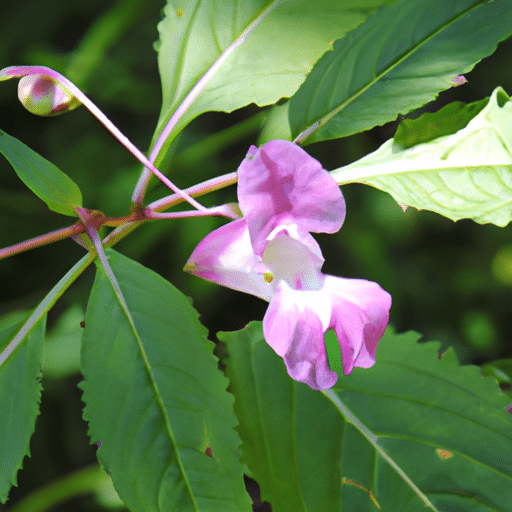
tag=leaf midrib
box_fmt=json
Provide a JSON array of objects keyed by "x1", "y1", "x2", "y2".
[
  {"x1": 325, "y1": 389, "x2": 440, "y2": 511},
  {"x1": 109, "y1": 273, "x2": 201, "y2": 511}
]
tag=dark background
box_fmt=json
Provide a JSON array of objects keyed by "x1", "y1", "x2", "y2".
[{"x1": 1, "y1": 0, "x2": 512, "y2": 510}]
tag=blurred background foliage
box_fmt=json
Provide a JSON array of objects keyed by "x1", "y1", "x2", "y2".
[{"x1": 1, "y1": 0, "x2": 512, "y2": 510}]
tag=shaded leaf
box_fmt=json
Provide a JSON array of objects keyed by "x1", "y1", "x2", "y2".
[
  {"x1": 219, "y1": 323, "x2": 343, "y2": 512},
  {"x1": 332, "y1": 87, "x2": 512, "y2": 226},
  {"x1": 0, "y1": 313, "x2": 45, "y2": 504},
  {"x1": 0, "y1": 128, "x2": 82, "y2": 216},
  {"x1": 394, "y1": 97, "x2": 488, "y2": 149},
  {"x1": 43, "y1": 304, "x2": 83, "y2": 379},
  {"x1": 332, "y1": 329, "x2": 512, "y2": 511},
  {"x1": 289, "y1": 0, "x2": 512, "y2": 144},
  {"x1": 80, "y1": 249, "x2": 250, "y2": 512},
  {"x1": 482, "y1": 358, "x2": 512, "y2": 399},
  {"x1": 222, "y1": 322, "x2": 512, "y2": 511},
  {"x1": 153, "y1": 0, "x2": 392, "y2": 159}
]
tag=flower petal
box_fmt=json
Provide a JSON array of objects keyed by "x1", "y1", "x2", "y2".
[
  {"x1": 238, "y1": 140, "x2": 346, "y2": 255},
  {"x1": 325, "y1": 276, "x2": 391, "y2": 375},
  {"x1": 263, "y1": 283, "x2": 337, "y2": 390},
  {"x1": 184, "y1": 218, "x2": 273, "y2": 301}
]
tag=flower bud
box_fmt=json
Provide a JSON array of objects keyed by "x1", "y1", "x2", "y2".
[{"x1": 17, "y1": 74, "x2": 80, "y2": 116}]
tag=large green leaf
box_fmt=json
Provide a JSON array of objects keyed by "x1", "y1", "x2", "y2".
[
  {"x1": 219, "y1": 323, "x2": 344, "y2": 512},
  {"x1": 221, "y1": 322, "x2": 512, "y2": 511},
  {"x1": 289, "y1": 0, "x2": 512, "y2": 144},
  {"x1": 153, "y1": 0, "x2": 392, "y2": 160},
  {"x1": 0, "y1": 129, "x2": 82, "y2": 216},
  {"x1": 80, "y1": 249, "x2": 251, "y2": 512},
  {"x1": 0, "y1": 313, "x2": 45, "y2": 504},
  {"x1": 332, "y1": 87, "x2": 512, "y2": 226}
]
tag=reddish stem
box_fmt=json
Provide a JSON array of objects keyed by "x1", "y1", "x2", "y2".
[{"x1": 0, "y1": 223, "x2": 84, "y2": 261}]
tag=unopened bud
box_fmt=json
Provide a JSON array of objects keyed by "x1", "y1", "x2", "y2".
[{"x1": 17, "y1": 74, "x2": 80, "y2": 116}]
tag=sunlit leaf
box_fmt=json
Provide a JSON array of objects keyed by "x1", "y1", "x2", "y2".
[
  {"x1": 153, "y1": 0, "x2": 392, "y2": 160},
  {"x1": 332, "y1": 87, "x2": 512, "y2": 226},
  {"x1": 0, "y1": 129, "x2": 82, "y2": 216},
  {"x1": 289, "y1": 0, "x2": 512, "y2": 144},
  {"x1": 222, "y1": 323, "x2": 512, "y2": 511},
  {"x1": 80, "y1": 249, "x2": 250, "y2": 512},
  {"x1": 0, "y1": 313, "x2": 45, "y2": 504}
]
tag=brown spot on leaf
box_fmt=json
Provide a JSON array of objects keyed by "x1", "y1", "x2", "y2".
[{"x1": 436, "y1": 448, "x2": 453, "y2": 460}]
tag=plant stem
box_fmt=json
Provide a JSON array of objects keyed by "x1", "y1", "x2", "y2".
[
  {"x1": 131, "y1": 0, "x2": 283, "y2": 204},
  {"x1": 0, "y1": 168, "x2": 238, "y2": 367},
  {"x1": 0, "y1": 223, "x2": 84, "y2": 261},
  {"x1": 0, "y1": 66, "x2": 204, "y2": 211},
  {"x1": 103, "y1": 171, "x2": 238, "y2": 247},
  {"x1": 0, "y1": 252, "x2": 95, "y2": 369},
  {"x1": 147, "y1": 171, "x2": 238, "y2": 212}
]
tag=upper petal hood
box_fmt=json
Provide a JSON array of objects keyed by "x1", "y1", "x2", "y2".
[{"x1": 238, "y1": 140, "x2": 346, "y2": 255}]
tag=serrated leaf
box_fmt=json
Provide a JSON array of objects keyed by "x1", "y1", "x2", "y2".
[
  {"x1": 0, "y1": 313, "x2": 45, "y2": 504},
  {"x1": 289, "y1": 0, "x2": 512, "y2": 144},
  {"x1": 332, "y1": 87, "x2": 512, "y2": 226},
  {"x1": 80, "y1": 249, "x2": 250, "y2": 512},
  {"x1": 0, "y1": 129, "x2": 82, "y2": 216},
  {"x1": 219, "y1": 323, "x2": 344, "y2": 512},
  {"x1": 153, "y1": 0, "x2": 392, "y2": 159},
  {"x1": 221, "y1": 323, "x2": 512, "y2": 512},
  {"x1": 332, "y1": 329, "x2": 512, "y2": 511}
]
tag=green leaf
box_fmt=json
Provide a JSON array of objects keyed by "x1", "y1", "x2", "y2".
[
  {"x1": 332, "y1": 87, "x2": 512, "y2": 226},
  {"x1": 0, "y1": 313, "x2": 45, "y2": 504},
  {"x1": 153, "y1": 0, "x2": 392, "y2": 160},
  {"x1": 222, "y1": 322, "x2": 512, "y2": 511},
  {"x1": 219, "y1": 323, "x2": 344, "y2": 512},
  {"x1": 394, "y1": 98, "x2": 489, "y2": 149},
  {"x1": 80, "y1": 249, "x2": 251, "y2": 512},
  {"x1": 482, "y1": 358, "x2": 512, "y2": 398},
  {"x1": 289, "y1": 0, "x2": 512, "y2": 144},
  {"x1": 0, "y1": 129, "x2": 82, "y2": 216},
  {"x1": 332, "y1": 329, "x2": 512, "y2": 511}
]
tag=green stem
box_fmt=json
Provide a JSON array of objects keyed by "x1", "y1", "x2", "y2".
[
  {"x1": 0, "y1": 252, "x2": 95, "y2": 369},
  {"x1": 8, "y1": 464, "x2": 122, "y2": 512},
  {"x1": 131, "y1": 0, "x2": 283, "y2": 203},
  {"x1": 0, "y1": 168, "x2": 239, "y2": 367}
]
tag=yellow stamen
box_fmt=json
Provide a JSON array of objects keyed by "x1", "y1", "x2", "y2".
[{"x1": 264, "y1": 272, "x2": 274, "y2": 283}]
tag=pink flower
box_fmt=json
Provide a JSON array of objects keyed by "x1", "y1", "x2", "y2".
[{"x1": 185, "y1": 140, "x2": 391, "y2": 390}]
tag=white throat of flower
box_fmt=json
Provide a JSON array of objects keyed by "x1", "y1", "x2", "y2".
[{"x1": 261, "y1": 225, "x2": 325, "y2": 292}]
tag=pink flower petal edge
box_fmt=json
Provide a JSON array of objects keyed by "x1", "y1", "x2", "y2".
[{"x1": 238, "y1": 140, "x2": 346, "y2": 255}]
